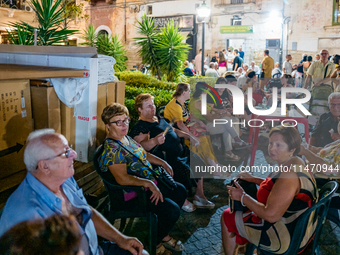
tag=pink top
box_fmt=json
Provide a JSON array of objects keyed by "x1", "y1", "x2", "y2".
[{"x1": 219, "y1": 61, "x2": 227, "y2": 67}]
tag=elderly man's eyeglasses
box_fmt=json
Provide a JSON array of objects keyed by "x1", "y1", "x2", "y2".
[
  {"x1": 110, "y1": 118, "x2": 130, "y2": 126},
  {"x1": 36, "y1": 146, "x2": 73, "y2": 169},
  {"x1": 45, "y1": 145, "x2": 73, "y2": 160},
  {"x1": 330, "y1": 103, "x2": 340, "y2": 108},
  {"x1": 321, "y1": 53, "x2": 329, "y2": 55}
]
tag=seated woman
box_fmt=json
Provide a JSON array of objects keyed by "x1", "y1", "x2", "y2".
[
  {"x1": 222, "y1": 126, "x2": 318, "y2": 255},
  {"x1": 164, "y1": 82, "x2": 224, "y2": 175},
  {"x1": 129, "y1": 93, "x2": 215, "y2": 212},
  {"x1": 0, "y1": 214, "x2": 83, "y2": 255},
  {"x1": 99, "y1": 103, "x2": 186, "y2": 255},
  {"x1": 192, "y1": 81, "x2": 250, "y2": 161}
]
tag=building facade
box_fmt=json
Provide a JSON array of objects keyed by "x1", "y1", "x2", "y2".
[{"x1": 2, "y1": 0, "x2": 340, "y2": 69}]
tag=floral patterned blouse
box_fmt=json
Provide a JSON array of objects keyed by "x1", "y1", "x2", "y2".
[{"x1": 98, "y1": 136, "x2": 158, "y2": 200}]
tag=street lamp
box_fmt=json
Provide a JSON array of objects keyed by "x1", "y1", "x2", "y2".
[{"x1": 197, "y1": 1, "x2": 211, "y2": 76}]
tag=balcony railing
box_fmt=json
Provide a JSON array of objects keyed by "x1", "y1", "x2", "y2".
[{"x1": 215, "y1": 0, "x2": 256, "y2": 7}]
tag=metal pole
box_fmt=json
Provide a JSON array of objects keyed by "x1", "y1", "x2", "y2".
[
  {"x1": 201, "y1": 22, "x2": 205, "y2": 76},
  {"x1": 124, "y1": 0, "x2": 126, "y2": 43},
  {"x1": 280, "y1": 1, "x2": 285, "y2": 68},
  {"x1": 34, "y1": 29, "x2": 38, "y2": 46}
]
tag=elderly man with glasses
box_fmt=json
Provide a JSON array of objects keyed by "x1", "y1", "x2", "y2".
[
  {"x1": 310, "y1": 93, "x2": 340, "y2": 148},
  {"x1": 0, "y1": 129, "x2": 147, "y2": 255},
  {"x1": 304, "y1": 49, "x2": 336, "y2": 89}
]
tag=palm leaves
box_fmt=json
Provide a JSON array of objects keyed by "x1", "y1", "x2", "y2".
[
  {"x1": 157, "y1": 21, "x2": 190, "y2": 82},
  {"x1": 134, "y1": 14, "x2": 190, "y2": 82},
  {"x1": 6, "y1": 22, "x2": 35, "y2": 45},
  {"x1": 5, "y1": 0, "x2": 78, "y2": 46},
  {"x1": 80, "y1": 25, "x2": 128, "y2": 72},
  {"x1": 134, "y1": 15, "x2": 161, "y2": 79},
  {"x1": 96, "y1": 34, "x2": 128, "y2": 72},
  {"x1": 80, "y1": 24, "x2": 97, "y2": 47}
]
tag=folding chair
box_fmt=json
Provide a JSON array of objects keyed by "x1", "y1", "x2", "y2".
[{"x1": 245, "y1": 181, "x2": 338, "y2": 255}]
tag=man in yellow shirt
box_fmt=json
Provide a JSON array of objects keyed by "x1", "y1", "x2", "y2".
[{"x1": 260, "y1": 49, "x2": 274, "y2": 89}]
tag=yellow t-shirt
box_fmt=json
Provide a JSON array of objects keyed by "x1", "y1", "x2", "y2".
[
  {"x1": 262, "y1": 56, "x2": 274, "y2": 78},
  {"x1": 164, "y1": 98, "x2": 188, "y2": 123}
]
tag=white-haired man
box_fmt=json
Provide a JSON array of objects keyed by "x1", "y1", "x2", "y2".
[
  {"x1": 205, "y1": 62, "x2": 219, "y2": 77},
  {"x1": 0, "y1": 129, "x2": 147, "y2": 255},
  {"x1": 310, "y1": 93, "x2": 340, "y2": 148},
  {"x1": 304, "y1": 49, "x2": 335, "y2": 89},
  {"x1": 250, "y1": 61, "x2": 260, "y2": 76}
]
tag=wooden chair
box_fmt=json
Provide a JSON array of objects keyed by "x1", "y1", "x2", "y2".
[{"x1": 245, "y1": 180, "x2": 339, "y2": 255}]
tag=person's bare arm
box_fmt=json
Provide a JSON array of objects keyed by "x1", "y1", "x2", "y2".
[
  {"x1": 146, "y1": 152, "x2": 173, "y2": 176},
  {"x1": 91, "y1": 207, "x2": 144, "y2": 255},
  {"x1": 134, "y1": 133, "x2": 165, "y2": 151},
  {"x1": 173, "y1": 128, "x2": 190, "y2": 139},
  {"x1": 303, "y1": 74, "x2": 312, "y2": 89},
  {"x1": 228, "y1": 171, "x2": 300, "y2": 223},
  {"x1": 176, "y1": 120, "x2": 190, "y2": 133},
  {"x1": 309, "y1": 136, "x2": 318, "y2": 147},
  {"x1": 314, "y1": 77, "x2": 332, "y2": 87},
  {"x1": 299, "y1": 146, "x2": 326, "y2": 166},
  {"x1": 109, "y1": 164, "x2": 152, "y2": 187},
  {"x1": 262, "y1": 60, "x2": 266, "y2": 72},
  {"x1": 237, "y1": 172, "x2": 265, "y2": 185}
]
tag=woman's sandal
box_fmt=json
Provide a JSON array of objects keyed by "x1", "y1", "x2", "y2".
[
  {"x1": 224, "y1": 153, "x2": 241, "y2": 161},
  {"x1": 193, "y1": 195, "x2": 215, "y2": 209},
  {"x1": 233, "y1": 140, "x2": 252, "y2": 151},
  {"x1": 156, "y1": 244, "x2": 172, "y2": 255},
  {"x1": 162, "y1": 237, "x2": 183, "y2": 252},
  {"x1": 181, "y1": 201, "x2": 197, "y2": 212}
]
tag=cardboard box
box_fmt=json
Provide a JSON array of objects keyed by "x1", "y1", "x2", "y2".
[
  {"x1": 60, "y1": 102, "x2": 75, "y2": 148},
  {"x1": 96, "y1": 82, "x2": 116, "y2": 146},
  {"x1": 0, "y1": 79, "x2": 33, "y2": 179},
  {"x1": 0, "y1": 46, "x2": 98, "y2": 163},
  {"x1": 30, "y1": 86, "x2": 61, "y2": 133},
  {"x1": 115, "y1": 81, "x2": 125, "y2": 105}
]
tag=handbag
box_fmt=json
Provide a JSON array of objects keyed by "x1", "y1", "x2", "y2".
[
  {"x1": 228, "y1": 177, "x2": 258, "y2": 213},
  {"x1": 105, "y1": 138, "x2": 177, "y2": 191}
]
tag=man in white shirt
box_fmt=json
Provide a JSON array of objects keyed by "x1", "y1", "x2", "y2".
[
  {"x1": 272, "y1": 62, "x2": 282, "y2": 78},
  {"x1": 304, "y1": 49, "x2": 336, "y2": 89},
  {"x1": 222, "y1": 49, "x2": 228, "y2": 59},
  {"x1": 237, "y1": 70, "x2": 248, "y2": 89},
  {"x1": 227, "y1": 47, "x2": 234, "y2": 71},
  {"x1": 250, "y1": 61, "x2": 260, "y2": 76},
  {"x1": 188, "y1": 59, "x2": 195, "y2": 70},
  {"x1": 242, "y1": 63, "x2": 249, "y2": 75},
  {"x1": 282, "y1": 54, "x2": 293, "y2": 75},
  {"x1": 205, "y1": 62, "x2": 219, "y2": 77}
]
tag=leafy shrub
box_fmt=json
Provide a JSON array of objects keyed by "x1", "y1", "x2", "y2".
[
  {"x1": 189, "y1": 77, "x2": 219, "y2": 89},
  {"x1": 116, "y1": 71, "x2": 177, "y2": 90},
  {"x1": 119, "y1": 71, "x2": 176, "y2": 128}
]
